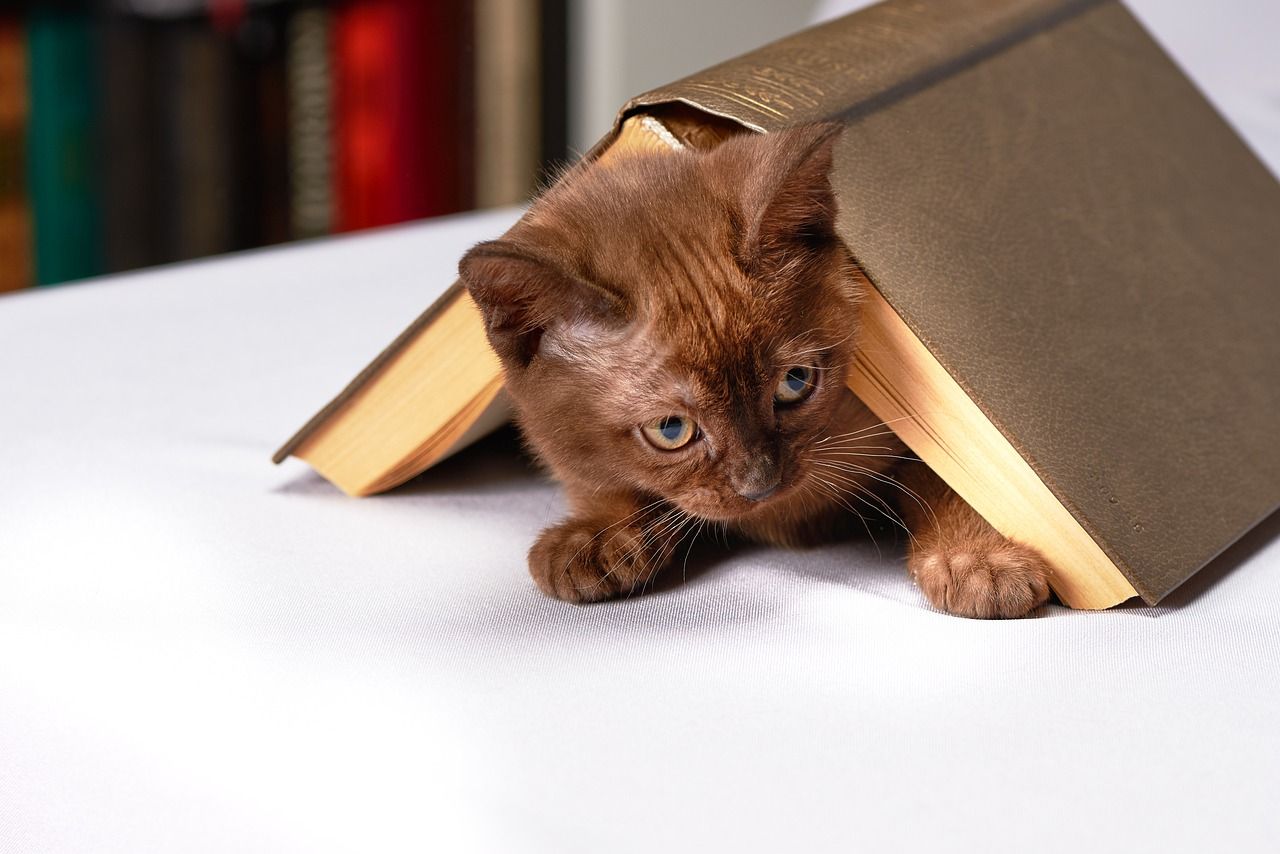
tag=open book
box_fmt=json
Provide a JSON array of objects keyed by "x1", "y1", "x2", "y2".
[{"x1": 275, "y1": 0, "x2": 1280, "y2": 610}]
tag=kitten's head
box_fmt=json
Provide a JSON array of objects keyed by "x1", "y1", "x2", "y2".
[{"x1": 459, "y1": 124, "x2": 864, "y2": 521}]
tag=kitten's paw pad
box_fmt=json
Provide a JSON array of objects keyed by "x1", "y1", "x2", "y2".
[
  {"x1": 911, "y1": 542, "x2": 1051, "y2": 619},
  {"x1": 528, "y1": 519, "x2": 654, "y2": 604}
]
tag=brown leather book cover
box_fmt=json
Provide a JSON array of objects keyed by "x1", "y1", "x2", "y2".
[
  {"x1": 277, "y1": 0, "x2": 1280, "y2": 605},
  {"x1": 626, "y1": 0, "x2": 1280, "y2": 604}
]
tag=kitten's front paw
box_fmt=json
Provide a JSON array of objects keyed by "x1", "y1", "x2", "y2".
[
  {"x1": 528, "y1": 517, "x2": 656, "y2": 604},
  {"x1": 910, "y1": 540, "x2": 1051, "y2": 619}
]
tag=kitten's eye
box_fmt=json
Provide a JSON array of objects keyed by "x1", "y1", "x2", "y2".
[
  {"x1": 774, "y1": 364, "x2": 818, "y2": 404},
  {"x1": 642, "y1": 416, "x2": 696, "y2": 450}
]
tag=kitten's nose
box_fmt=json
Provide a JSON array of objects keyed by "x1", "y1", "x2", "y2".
[
  {"x1": 740, "y1": 482, "x2": 779, "y2": 502},
  {"x1": 733, "y1": 455, "x2": 781, "y2": 502}
]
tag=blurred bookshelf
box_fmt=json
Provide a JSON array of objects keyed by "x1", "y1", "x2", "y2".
[{"x1": 0, "y1": 0, "x2": 571, "y2": 291}]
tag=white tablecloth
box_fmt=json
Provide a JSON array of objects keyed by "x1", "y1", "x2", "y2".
[{"x1": 3, "y1": 3, "x2": 1278, "y2": 852}]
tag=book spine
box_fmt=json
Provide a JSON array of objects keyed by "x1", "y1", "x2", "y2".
[
  {"x1": 286, "y1": 5, "x2": 334, "y2": 239},
  {"x1": 0, "y1": 14, "x2": 31, "y2": 293},
  {"x1": 26, "y1": 7, "x2": 102, "y2": 286},
  {"x1": 99, "y1": 12, "x2": 159, "y2": 274},
  {"x1": 473, "y1": 0, "x2": 540, "y2": 208},
  {"x1": 158, "y1": 18, "x2": 238, "y2": 262},
  {"x1": 418, "y1": 0, "x2": 473, "y2": 218},
  {"x1": 390, "y1": 0, "x2": 432, "y2": 221},
  {"x1": 619, "y1": 0, "x2": 1090, "y2": 134},
  {"x1": 536, "y1": 0, "x2": 569, "y2": 185},
  {"x1": 235, "y1": 3, "x2": 291, "y2": 248}
]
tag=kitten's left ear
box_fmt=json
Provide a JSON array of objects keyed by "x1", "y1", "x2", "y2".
[
  {"x1": 459, "y1": 238, "x2": 627, "y2": 367},
  {"x1": 739, "y1": 123, "x2": 843, "y2": 271}
]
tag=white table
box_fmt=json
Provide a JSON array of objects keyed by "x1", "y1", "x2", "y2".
[{"x1": 3, "y1": 3, "x2": 1279, "y2": 852}]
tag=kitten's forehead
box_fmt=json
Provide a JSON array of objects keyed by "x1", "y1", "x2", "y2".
[
  {"x1": 531, "y1": 152, "x2": 735, "y2": 281},
  {"x1": 522, "y1": 135, "x2": 854, "y2": 386}
]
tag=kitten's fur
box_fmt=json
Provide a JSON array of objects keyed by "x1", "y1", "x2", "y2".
[{"x1": 459, "y1": 124, "x2": 1051, "y2": 618}]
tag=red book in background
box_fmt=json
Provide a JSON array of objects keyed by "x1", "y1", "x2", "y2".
[
  {"x1": 333, "y1": 0, "x2": 471, "y2": 232},
  {"x1": 0, "y1": 15, "x2": 30, "y2": 292}
]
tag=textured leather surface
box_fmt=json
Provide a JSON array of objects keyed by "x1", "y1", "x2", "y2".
[
  {"x1": 622, "y1": 0, "x2": 1093, "y2": 132},
  {"x1": 630, "y1": 0, "x2": 1280, "y2": 602}
]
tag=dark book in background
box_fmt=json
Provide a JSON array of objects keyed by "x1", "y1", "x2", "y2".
[
  {"x1": 157, "y1": 17, "x2": 238, "y2": 263},
  {"x1": 26, "y1": 6, "x2": 102, "y2": 286},
  {"x1": 286, "y1": 4, "x2": 334, "y2": 239},
  {"x1": 231, "y1": 2, "x2": 291, "y2": 250},
  {"x1": 536, "y1": 0, "x2": 569, "y2": 185},
  {"x1": 234, "y1": 3, "x2": 291, "y2": 248},
  {"x1": 99, "y1": 11, "x2": 160, "y2": 274},
  {"x1": 0, "y1": 14, "x2": 31, "y2": 293},
  {"x1": 421, "y1": 0, "x2": 473, "y2": 218}
]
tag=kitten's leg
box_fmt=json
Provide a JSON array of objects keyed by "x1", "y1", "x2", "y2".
[
  {"x1": 528, "y1": 490, "x2": 687, "y2": 603},
  {"x1": 897, "y1": 464, "x2": 1052, "y2": 619}
]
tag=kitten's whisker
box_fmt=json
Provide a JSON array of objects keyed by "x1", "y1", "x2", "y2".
[
  {"x1": 586, "y1": 501, "x2": 675, "y2": 594},
  {"x1": 640, "y1": 511, "x2": 697, "y2": 596},
  {"x1": 812, "y1": 435, "x2": 903, "y2": 452},
  {"x1": 814, "y1": 442, "x2": 901, "y2": 454},
  {"x1": 844, "y1": 462, "x2": 936, "y2": 527},
  {"x1": 815, "y1": 448, "x2": 918, "y2": 463},
  {"x1": 810, "y1": 476, "x2": 881, "y2": 557},
  {"x1": 680, "y1": 518, "x2": 708, "y2": 585},
  {"x1": 630, "y1": 508, "x2": 685, "y2": 579},
  {"x1": 815, "y1": 465, "x2": 899, "y2": 519},
  {"x1": 638, "y1": 507, "x2": 691, "y2": 570},
  {"x1": 776, "y1": 326, "x2": 823, "y2": 354},
  {"x1": 788, "y1": 325, "x2": 860, "y2": 355},
  {"x1": 813, "y1": 458, "x2": 909, "y2": 491},
  {"x1": 809, "y1": 474, "x2": 869, "y2": 531},
  {"x1": 812, "y1": 459, "x2": 937, "y2": 528},
  {"x1": 814, "y1": 416, "x2": 916, "y2": 444},
  {"x1": 815, "y1": 429, "x2": 903, "y2": 447},
  {"x1": 812, "y1": 466, "x2": 918, "y2": 546},
  {"x1": 822, "y1": 474, "x2": 918, "y2": 551},
  {"x1": 566, "y1": 497, "x2": 669, "y2": 589},
  {"x1": 775, "y1": 327, "x2": 860, "y2": 365},
  {"x1": 814, "y1": 428, "x2": 905, "y2": 445}
]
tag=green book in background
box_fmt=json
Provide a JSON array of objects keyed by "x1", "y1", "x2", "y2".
[{"x1": 26, "y1": 7, "x2": 101, "y2": 286}]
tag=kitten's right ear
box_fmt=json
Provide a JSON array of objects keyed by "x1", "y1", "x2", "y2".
[
  {"x1": 459, "y1": 239, "x2": 626, "y2": 367},
  {"x1": 738, "y1": 123, "x2": 843, "y2": 274}
]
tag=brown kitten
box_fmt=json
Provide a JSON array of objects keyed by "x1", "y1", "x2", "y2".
[{"x1": 459, "y1": 124, "x2": 1051, "y2": 619}]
